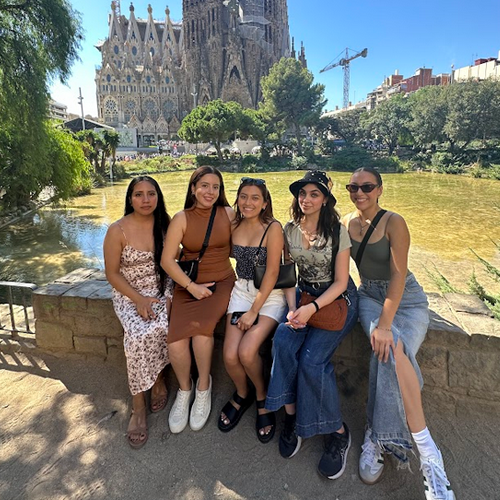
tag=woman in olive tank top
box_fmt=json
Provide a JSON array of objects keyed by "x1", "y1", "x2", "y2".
[{"x1": 343, "y1": 167, "x2": 455, "y2": 500}]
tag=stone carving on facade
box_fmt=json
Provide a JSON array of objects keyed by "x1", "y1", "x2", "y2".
[{"x1": 95, "y1": 0, "x2": 293, "y2": 146}]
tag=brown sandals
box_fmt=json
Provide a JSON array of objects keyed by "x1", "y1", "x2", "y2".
[
  {"x1": 127, "y1": 407, "x2": 148, "y2": 449},
  {"x1": 150, "y1": 375, "x2": 168, "y2": 413}
]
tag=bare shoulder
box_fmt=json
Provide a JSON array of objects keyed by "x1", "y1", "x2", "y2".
[
  {"x1": 170, "y1": 210, "x2": 187, "y2": 227},
  {"x1": 106, "y1": 219, "x2": 125, "y2": 238},
  {"x1": 341, "y1": 212, "x2": 356, "y2": 227},
  {"x1": 224, "y1": 206, "x2": 236, "y2": 222},
  {"x1": 385, "y1": 211, "x2": 409, "y2": 237}
]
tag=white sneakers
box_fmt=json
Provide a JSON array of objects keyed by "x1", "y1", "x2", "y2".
[
  {"x1": 359, "y1": 428, "x2": 385, "y2": 485},
  {"x1": 168, "y1": 376, "x2": 212, "y2": 433},
  {"x1": 168, "y1": 379, "x2": 195, "y2": 433},
  {"x1": 421, "y1": 449, "x2": 456, "y2": 500},
  {"x1": 190, "y1": 375, "x2": 212, "y2": 431}
]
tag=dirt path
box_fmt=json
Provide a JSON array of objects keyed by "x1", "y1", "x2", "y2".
[{"x1": 0, "y1": 349, "x2": 498, "y2": 500}]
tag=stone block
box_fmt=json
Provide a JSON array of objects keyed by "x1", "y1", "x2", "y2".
[
  {"x1": 58, "y1": 311, "x2": 77, "y2": 329},
  {"x1": 32, "y1": 291, "x2": 60, "y2": 320},
  {"x1": 422, "y1": 368, "x2": 448, "y2": 389},
  {"x1": 467, "y1": 389, "x2": 500, "y2": 402},
  {"x1": 457, "y1": 313, "x2": 500, "y2": 339},
  {"x1": 54, "y1": 268, "x2": 99, "y2": 284},
  {"x1": 60, "y1": 294, "x2": 87, "y2": 312},
  {"x1": 86, "y1": 297, "x2": 116, "y2": 317},
  {"x1": 35, "y1": 320, "x2": 74, "y2": 350},
  {"x1": 417, "y1": 345, "x2": 448, "y2": 371},
  {"x1": 88, "y1": 282, "x2": 114, "y2": 301},
  {"x1": 449, "y1": 350, "x2": 500, "y2": 393},
  {"x1": 425, "y1": 326, "x2": 470, "y2": 348},
  {"x1": 74, "y1": 336, "x2": 107, "y2": 357},
  {"x1": 73, "y1": 314, "x2": 123, "y2": 338},
  {"x1": 106, "y1": 345, "x2": 126, "y2": 369},
  {"x1": 107, "y1": 337, "x2": 123, "y2": 347},
  {"x1": 469, "y1": 332, "x2": 500, "y2": 351},
  {"x1": 335, "y1": 328, "x2": 353, "y2": 359},
  {"x1": 444, "y1": 293, "x2": 493, "y2": 316}
]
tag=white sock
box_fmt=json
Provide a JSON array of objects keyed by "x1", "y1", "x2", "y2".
[{"x1": 412, "y1": 427, "x2": 440, "y2": 459}]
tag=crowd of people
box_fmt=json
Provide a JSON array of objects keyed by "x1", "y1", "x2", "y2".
[{"x1": 103, "y1": 166, "x2": 455, "y2": 500}]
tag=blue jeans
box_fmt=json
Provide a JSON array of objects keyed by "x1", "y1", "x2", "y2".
[
  {"x1": 358, "y1": 273, "x2": 429, "y2": 462},
  {"x1": 265, "y1": 279, "x2": 359, "y2": 438}
]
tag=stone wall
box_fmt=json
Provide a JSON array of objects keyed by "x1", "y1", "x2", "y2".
[{"x1": 32, "y1": 269, "x2": 500, "y2": 403}]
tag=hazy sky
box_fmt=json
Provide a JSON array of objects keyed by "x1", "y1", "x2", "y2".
[{"x1": 50, "y1": 0, "x2": 500, "y2": 116}]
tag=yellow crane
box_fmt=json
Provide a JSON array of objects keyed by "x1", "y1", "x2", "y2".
[{"x1": 320, "y1": 47, "x2": 368, "y2": 109}]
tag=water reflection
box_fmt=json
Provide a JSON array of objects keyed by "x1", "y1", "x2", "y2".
[{"x1": 0, "y1": 172, "x2": 499, "y2": 294}]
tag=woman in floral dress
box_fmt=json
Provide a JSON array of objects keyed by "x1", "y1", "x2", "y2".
[{"x1": 104, "y1": 176, "x2": 172, "y2": 449}]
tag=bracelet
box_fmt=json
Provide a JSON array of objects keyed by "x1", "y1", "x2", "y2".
[
  {"x1": 184, "y1": 280, "x2": 192, "y2": 289},
  {"x1": 311, "y1": 300, "x2": 320, "y2": 313},
  {"x1": 376, "y1": 326, "x2": 392, "y2": 331}
]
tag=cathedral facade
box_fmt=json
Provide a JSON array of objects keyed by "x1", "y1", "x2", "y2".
[{"x1": 95, "y1": 1, "x2": 291, "y2": 146}]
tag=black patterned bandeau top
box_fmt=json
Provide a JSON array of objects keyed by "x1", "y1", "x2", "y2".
[{"x1": 233, "y1": 245, "x2": 268, "y2": 280}]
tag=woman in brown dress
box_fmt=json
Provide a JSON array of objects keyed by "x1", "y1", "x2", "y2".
[{"x1": 161, "y1": 166, "x2": 235, "y2": 433}]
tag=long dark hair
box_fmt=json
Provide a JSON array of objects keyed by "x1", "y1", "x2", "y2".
[
  {"x1": 184, "y1": 165, "x2": 229, "y2": 209},
  {"x1": 352, "y1": 166, "x2": 383, "y2": 186},
  {"x1": 290, "y1": 188, "x2": 340, "y2": 249},
  {"x1": 232, "y1": 178, "x2": 274, "y2": 229},
  {"x1": 124, "y1": 176, "x2": 171, "y2": 293}
]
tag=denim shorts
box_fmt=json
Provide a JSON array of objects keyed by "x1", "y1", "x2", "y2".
[
  {"x1": 358, "y1": 272, "x2": 429, "y2": 461},
  {"x1": 227, "y1": 279, "x2": 287, "y2": 323}
]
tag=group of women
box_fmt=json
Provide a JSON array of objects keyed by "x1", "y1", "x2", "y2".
[{"x1": 103, "y1": 166, "x2": 455, "y2": 500}]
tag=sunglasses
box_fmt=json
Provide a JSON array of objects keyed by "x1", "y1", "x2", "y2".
[
  {"x1": 345, "y1": 183, "x2": 379, "y2": 193},
  {"x1": 240, "y1": 177, "x2": 266, "y2": 186}
]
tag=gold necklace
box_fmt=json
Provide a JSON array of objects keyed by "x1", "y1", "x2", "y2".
[
  {"x1": 358, "y1": 216, "x2": 371, "y2": 235},
  {"x1": 300, "y1": 224, "x2": 318, "y2": 242}
]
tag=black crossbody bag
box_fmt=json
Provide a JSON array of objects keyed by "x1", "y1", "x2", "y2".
[
  {"x1": 253, "y1": 221, "x2": 297, "y2": 289},
  {"x1": 178, "y1": 205, "x2": 217, "y2": 282}
]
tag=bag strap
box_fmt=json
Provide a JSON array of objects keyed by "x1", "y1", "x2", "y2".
[
  {"x1": 330, "y1": 224, "x2": 341, "y2": 280},
  {"x1": 198, "y1": 205, "x2": 218, "y2": 262},
  {"x1": 179, "y1": 205, "x2": 217, "y2": 262},
  {"x1": 354, "y1": 209, "x2": 387, "y2": 268},
  {"x1": 254, "y1": 220, "x2": 278, "y2": 263}
]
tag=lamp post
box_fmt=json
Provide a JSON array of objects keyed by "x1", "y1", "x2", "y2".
[{"x1": 78, "y1": 87, "x2": 85, "y2": 131}]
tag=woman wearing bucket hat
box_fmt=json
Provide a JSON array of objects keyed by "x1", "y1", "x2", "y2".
[{"x1": 265, "y1": 171, "x2": 359, "y2": 480}]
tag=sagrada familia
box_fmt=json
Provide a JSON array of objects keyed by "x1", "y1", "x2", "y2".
[{"x1": 95, "y1": 1, "x2": 307, "y2": 146}]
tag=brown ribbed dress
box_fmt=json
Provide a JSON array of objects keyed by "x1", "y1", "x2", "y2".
[{"x1": 168, "y1": 206, "x2": 235, "y2": 343}]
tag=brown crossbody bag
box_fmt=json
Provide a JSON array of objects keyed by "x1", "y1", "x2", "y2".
[{"x1": 298, "y1": 225, "x2": 348, "y2": 331}]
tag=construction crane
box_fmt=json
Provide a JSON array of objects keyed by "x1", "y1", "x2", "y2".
[{"x1": 320, "y1": 47, "x2": 368, "y2": 109}]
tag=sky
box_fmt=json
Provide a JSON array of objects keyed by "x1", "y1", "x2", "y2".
[{"x1": 51, "y1": 0, "x2": 500, "y2": 116}]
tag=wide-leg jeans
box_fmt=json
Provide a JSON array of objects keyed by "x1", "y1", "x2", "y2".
[{"x1": 266, "y1": 281, "x2": 359, "y2": 438}]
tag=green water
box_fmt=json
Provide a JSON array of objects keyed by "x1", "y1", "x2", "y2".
[{"x1": 1, "y1": 171, "x2": 499, "y2": 293}]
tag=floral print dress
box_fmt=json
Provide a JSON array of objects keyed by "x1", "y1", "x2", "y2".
[{"x1": 112, "y1": 242, "x2": 172, "y2": 395}]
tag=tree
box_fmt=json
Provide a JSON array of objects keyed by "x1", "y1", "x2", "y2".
[
  {"x1": 178, "y1": 99, "x2": 243, "y2": 161},
  {"x1": 0, "y1": 0, "x2": 82, "y2": 208},
  {"x1": 362, "y1": 94, "x2": 410, "y2": 155},
  {"x1": 408, "y1": 86, "x2": 448, "y2": 150},
  {"x1": 315, "y1": 109, "x2": 366, "y2": 153},
  {"x1": 260, "y1": 58, "x2": 326, "y2": 156}
]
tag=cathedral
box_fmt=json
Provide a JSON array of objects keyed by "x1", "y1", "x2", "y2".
[{"x1": 95, "y1": 1, "x2": 301, "y2": 147}]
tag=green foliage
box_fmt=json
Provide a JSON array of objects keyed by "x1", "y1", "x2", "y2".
[
  {"x1": 0, "y1": 0, "x2": 82, "y2": 208},
  {"x1": 290, "y1": 156, "x2": 308, "y2": 170},
  {"x1": 424, "y1": 265, "x2": 459, "y2": 294},
  {"x1": 261, "y1": 57, "x2": 326, "y2": 155},
  {"x1": 316, "y1": 109, "x2": 366, "y2": 154},
  {"x1": 362, "y1": 94, "x2": 410, "y2": 155},
  {"x1": 179, "y1": 100, "x2": 253, "y2": 161}
]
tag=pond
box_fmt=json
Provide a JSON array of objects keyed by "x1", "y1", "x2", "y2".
[{"x1": 1, "y1": 171, "x2": 499, "y2": 294}]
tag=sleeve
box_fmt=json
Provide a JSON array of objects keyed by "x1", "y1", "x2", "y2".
[{"x1": 338, "y1": 224, "x2": 352, "y2": 253}]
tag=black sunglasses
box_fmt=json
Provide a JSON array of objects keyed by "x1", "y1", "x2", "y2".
[
  {"x1": 345, "y1": 183, "x2": 379, "y2": 193},
  {"x1": 241, "y1": 177, "x2": 266, "y2": 186}
]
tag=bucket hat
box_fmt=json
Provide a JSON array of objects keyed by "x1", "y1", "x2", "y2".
[{"x1": 289, "y1": 171, "x2": 336, "y2": 205}]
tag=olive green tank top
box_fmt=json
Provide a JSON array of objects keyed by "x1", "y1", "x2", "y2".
[{"x1": 350, "y1": 235, "x2": 392, "y2": 281}]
